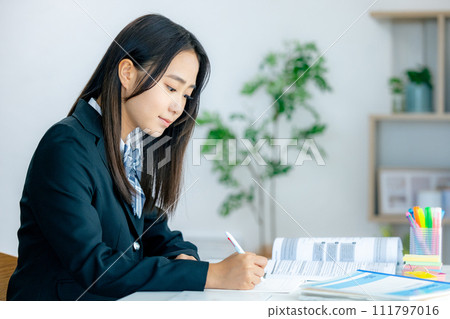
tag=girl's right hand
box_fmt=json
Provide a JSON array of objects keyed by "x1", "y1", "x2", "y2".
[{"x1": 204, "y1": 252, "x2": 268, "y2": 290}]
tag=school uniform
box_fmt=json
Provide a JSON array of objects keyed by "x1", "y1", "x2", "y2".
[{"x1": 7, "y1": 98, "x2": 209, "y2": 301}]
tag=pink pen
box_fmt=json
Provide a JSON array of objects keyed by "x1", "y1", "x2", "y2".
[{"x1": 406, "y1": 211, "x2": 418, "y2": 229}]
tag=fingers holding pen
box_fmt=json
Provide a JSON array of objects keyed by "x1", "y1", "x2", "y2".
[
  {"x1": 254, "y1": 255, "x2": 268, "y2": 268},
  {"x1": 236, "y1": 253, "x2": 266, "y2": 289},
  {"x1": 254, "y1": 264, "x2": 265, "y2": 278},
  {"x1": 203, "y1": 232, "x2": 267, "y2": 290},
  {"x1": 204, "y1": 251, "x2": 268, "y2": 290}
]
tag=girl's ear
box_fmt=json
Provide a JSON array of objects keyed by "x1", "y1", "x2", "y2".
[{"x1": 118, "y1": 58, "x2": 138, "y2": 97}]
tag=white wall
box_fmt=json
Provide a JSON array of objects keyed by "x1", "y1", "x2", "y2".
[{"x1": 1, "y1": 0, "x2": 450, "y2": 259}]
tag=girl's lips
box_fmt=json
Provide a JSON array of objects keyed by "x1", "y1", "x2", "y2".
[{"x1": 159, "y1": 116, "x2": 171, "y2": 128}]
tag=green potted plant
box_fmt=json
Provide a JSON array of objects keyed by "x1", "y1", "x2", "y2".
[
  {"x1": 197, "y1": 40, "x2": 331, "y2": 254},
  {"x1": 388, "y1": 77, "x2": 404, "y2": 113},
  {"x1": 405, "y1": 66, "x2": 433, "y2": 113}
]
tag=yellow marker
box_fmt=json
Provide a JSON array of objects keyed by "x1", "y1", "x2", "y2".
[{"x1": 418, "y1": 207, "x2": 426, "y2": 228}]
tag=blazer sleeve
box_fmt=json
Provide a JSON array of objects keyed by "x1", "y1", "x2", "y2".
[
  {"x1": 141, "y1": 211, "x2": 201, "y2": 260},
  {"x1": 27, "y1": 124, "x2": 209, "y2": 298}
]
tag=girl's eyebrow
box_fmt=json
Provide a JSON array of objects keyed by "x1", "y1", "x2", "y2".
[{"x1": 166, "y1": 74, "x2": 196, "y2": 89}]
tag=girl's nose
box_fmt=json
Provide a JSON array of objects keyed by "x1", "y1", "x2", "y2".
[{"x1": 168, "y1": 99, "x2": 183, "y2": 115}]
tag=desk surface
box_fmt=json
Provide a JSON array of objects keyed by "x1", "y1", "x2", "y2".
[{"x1": 120, "y1": 265, "x2": 450, "y2": 301}]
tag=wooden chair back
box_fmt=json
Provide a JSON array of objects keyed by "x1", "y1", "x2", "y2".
[{"x1": 0, "y1": 253, "x2": 18, "y2": 301}]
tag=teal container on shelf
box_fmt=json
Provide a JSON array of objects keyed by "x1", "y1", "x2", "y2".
[{"x1": 405, "y1": 83, "x2": 432, "y2": 112}]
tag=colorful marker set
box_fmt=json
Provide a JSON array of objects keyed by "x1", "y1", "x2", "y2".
[
  {"x1": 405, "y1": 206, "x2": 444, "y2": 262},
  {"x1": 405, "y1": 206, "x2": 445, "y2": 230}
]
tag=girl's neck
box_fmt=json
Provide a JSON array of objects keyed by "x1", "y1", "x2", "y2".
[{"x1": 96, "y1": 96, "x2": 135, "y2": 142}]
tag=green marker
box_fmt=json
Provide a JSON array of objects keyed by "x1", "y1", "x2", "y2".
[{"x1": 425, "y1": 207, "x2": 433, "y2": 228}]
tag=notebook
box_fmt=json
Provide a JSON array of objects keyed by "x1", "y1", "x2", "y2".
[{"x1": 300, "y1": 269, "x2": 450, "y2": 300}]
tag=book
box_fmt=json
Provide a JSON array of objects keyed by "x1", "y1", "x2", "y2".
[
  {"x1": 266, "y1": 237, "x2": 402, "y2": 280},
  {"x1": 300, "y1": 269, "x2": 450, "y2": 300},
  {"x1": 257, "y1": 237, "x2": 403, "y2": 293}
]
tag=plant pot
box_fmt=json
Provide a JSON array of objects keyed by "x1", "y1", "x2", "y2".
[
  {"x1": 391, "y1": 93, "x2": 404, "y2": 113},
  {"x1": 405, "y1": 83, "x2": 432, "y2": 112}
]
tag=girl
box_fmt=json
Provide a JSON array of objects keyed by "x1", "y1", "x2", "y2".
[{"x1": 7, "y1": 14, "x2": 267, "y2": 301}]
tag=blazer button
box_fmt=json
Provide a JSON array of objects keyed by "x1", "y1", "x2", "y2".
[{"x1": 133, "y1": 242, "x2": 140, "y2": 251}]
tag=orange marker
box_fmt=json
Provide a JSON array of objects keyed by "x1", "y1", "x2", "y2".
[{"x1": 413, "y1": 206, "x2": 421, "y2": 227}]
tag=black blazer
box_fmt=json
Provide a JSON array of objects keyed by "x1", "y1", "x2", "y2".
[{"x1": 7, "y1": 99, "x2": 209, "y2": 301}]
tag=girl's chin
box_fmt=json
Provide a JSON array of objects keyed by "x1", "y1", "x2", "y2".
[
  {"x1": 141, "y1": 126, "x2": 164, "y2": 138},
  {"x1": 148, "y1": 130, "x2": 163, "y2": 138}
]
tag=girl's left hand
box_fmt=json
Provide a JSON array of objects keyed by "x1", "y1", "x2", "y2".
[{"x1": 175, "y1": 253, "x2": 197, "y2": 261}]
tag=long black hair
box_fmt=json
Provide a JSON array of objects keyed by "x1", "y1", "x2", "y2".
[{"x1": 68, "y1": 14, "x2": 210, "y2": 216}]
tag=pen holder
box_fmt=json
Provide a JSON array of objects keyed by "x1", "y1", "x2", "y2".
[{"x1": 409, "y1": 227, "x2": 442, "y2": 257}]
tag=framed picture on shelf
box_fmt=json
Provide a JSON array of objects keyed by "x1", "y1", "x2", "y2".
[{"x1": 377, "y1": 168, "x2": 450, "y2": 216}]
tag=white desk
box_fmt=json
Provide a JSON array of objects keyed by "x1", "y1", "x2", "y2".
[{"x1": 120, "y1": 265, "x2": 450, "y2": 301}]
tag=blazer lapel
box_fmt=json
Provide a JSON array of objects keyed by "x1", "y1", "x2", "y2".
[
  {"x1": 72, "y1": 98, "x2": 143, "y2": 237},
  {"x1": 118, "y1": 195, "x2": 143, "y2": 237},
  {"x1": 97, "y1": 138, "x2": 142, "y2": 236},
  {"x1": 95, "y1": 138, "x2": 109, "y2": 171}
]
